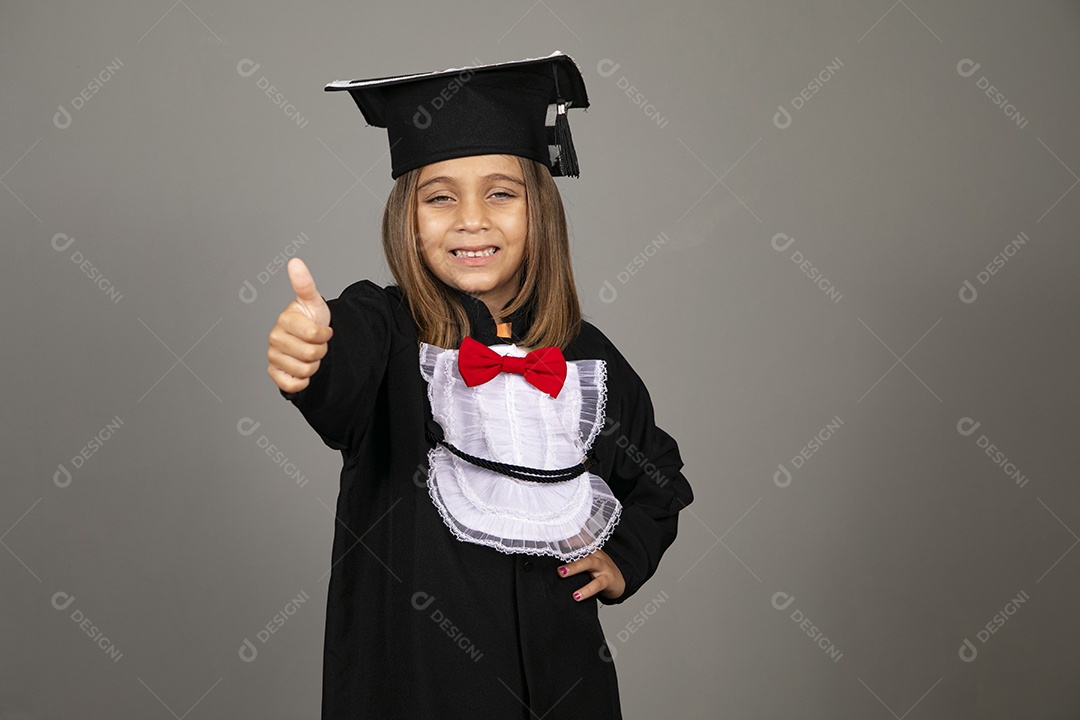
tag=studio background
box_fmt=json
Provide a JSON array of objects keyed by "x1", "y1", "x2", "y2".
[{"x1": 3, "y1": 1, "x2": 1079, "y2": 718}]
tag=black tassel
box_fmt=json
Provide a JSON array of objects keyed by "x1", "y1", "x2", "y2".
[{"x1": 553, "y1": 101, "x2": 580, "y2": 177}]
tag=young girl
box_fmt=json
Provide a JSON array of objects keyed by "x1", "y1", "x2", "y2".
[{"x1": 266, "y1": 52, "x2": 693, "y2": 720}]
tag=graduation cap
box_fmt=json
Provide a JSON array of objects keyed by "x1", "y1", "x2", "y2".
[{"x1": 325, "y1": 51, "x2": 589, "y2": 179}]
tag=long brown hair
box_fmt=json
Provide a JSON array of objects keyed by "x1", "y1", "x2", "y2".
[{"x1": 381, "y1": 155, "x2": 582, "y2": 350}]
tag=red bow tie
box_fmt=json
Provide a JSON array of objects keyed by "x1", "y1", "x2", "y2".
[{"x1": 457, "y1": 336, "x2": 567, "y2": 398}]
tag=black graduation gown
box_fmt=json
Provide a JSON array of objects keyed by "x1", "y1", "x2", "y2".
[{"x1": 283, "y1": 280, "x2": 694, "y2": 719}]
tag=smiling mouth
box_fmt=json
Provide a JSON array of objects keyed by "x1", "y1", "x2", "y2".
[{"x1": 451, "y1": 247, "x2": 498, "y2": 258}]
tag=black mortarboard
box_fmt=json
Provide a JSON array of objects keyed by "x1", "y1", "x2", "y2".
[{"x1": 325, "y1": 51, "x2": 589, "y2": 179}]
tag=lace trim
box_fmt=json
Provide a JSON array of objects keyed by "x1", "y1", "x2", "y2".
[
  {"x1": 417, "y1": 342, "x2": 620, "y2": 561},
  {"x1": 577, "y1": 359, "x2": 608, "y2": 453},
  {"x1": 445, "y1": 449, "x2": 589, "y2": 522},
  {"x1": 418, "y1": 342, "x2": 439, "y2": 383},
  {"x1": 425, "y1": 447, "x2": 623, "y2": 561}
]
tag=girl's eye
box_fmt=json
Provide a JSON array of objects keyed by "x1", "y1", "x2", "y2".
[{"x1": 423, "y1": 191, "x2": 517, "y2": 204}]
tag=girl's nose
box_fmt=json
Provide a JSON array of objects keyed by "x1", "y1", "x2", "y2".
[{"x1": 455, "y1": 192, "x2": 490, "y2": 232}]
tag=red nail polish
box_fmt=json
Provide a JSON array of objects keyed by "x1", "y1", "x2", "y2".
[
  {"x1": 559, "y1": 567, "x2": 567, "y2": 576},
  {"x1": 573, "y1": 592, "x2": 581, "y2": 601}
]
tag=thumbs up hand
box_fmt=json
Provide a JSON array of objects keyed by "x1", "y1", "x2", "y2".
[
  {"x1": 267, "y1": 258, "x2": 334, "y2": 393},
  {"x1": 286, "y1": 257, "x2": 331, "y2": 328}
]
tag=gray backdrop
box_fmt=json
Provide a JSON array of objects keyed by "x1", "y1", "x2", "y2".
[{"x1": 3, "y1": 1, "x2": 1078, "y2": 718}]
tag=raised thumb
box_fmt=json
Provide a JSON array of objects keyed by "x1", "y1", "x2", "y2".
[
  {"x1": 288, "y1": 258, "x2": 320, "y2": 301},
  {"x1": 287, "y1": 258, "x2": 329, "y2": 325}
]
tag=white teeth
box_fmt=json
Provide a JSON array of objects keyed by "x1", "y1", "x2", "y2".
[{"x1": 454, "y1": 247, "x2": 497, "y2": 258}]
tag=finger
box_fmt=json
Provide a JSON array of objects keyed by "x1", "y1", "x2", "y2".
[
  {"x1": 267, "y1": 363, "x2": 310, "y2": 394},
  {"x1": 268, "y1": 346, "x2": 322, "y2": 380},
  {"x1": 571, "y1": 576, "x2": 609, "y2": 602},
  {"x1": 557, "y1": 555, "x2": 597, "y2": 578},
  {"x1": 277, "y1": 305, "x2": 333, "y2": 345},
  {"x1": 287, "y1": 258, "x2": 321, "y2": 305},
  {"x1": 287, "y1": 259, "x2": 332, "y2": 327},
  {"x1": 270, "y1": 321, "x2": 331, "y2": 363}
]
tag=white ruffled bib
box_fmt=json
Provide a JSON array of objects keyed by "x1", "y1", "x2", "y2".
[{"x1": 419, "y1": 342, "x2": 621, "y2": 561}]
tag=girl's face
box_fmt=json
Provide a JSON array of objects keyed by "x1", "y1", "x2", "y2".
[{"x1": 415, "y1": 154, "x2": 527, "y2": 319}]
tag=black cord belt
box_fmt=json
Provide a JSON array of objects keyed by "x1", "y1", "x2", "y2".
[{"x1": 425, "y1": 421, "x2": 587, "y2": 484}]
